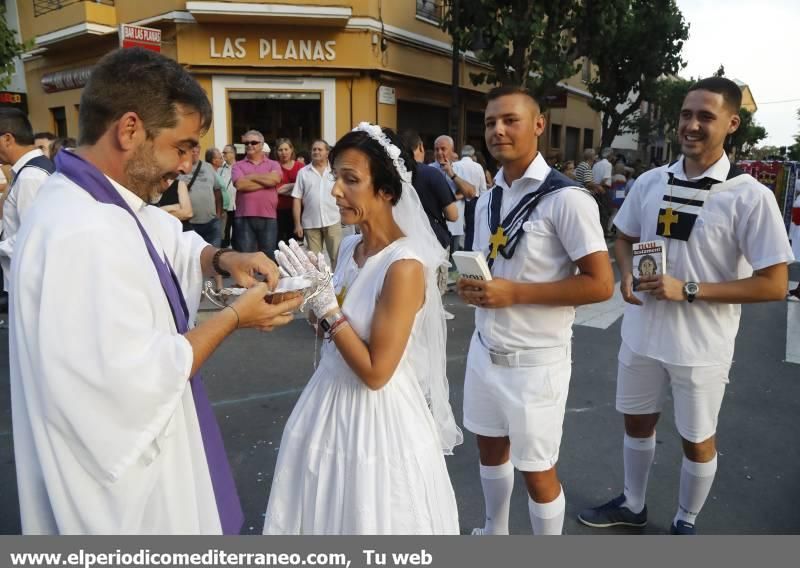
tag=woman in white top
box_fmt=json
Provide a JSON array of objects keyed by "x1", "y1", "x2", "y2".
[{"x1": 262, "y1": 124, "x2": 461, "y2": 534}]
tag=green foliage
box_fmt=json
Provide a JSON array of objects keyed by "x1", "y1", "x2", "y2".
[
  {"x1": 584, "y1": 0, "x2": 690, "y2": 148},
  {"x1": 728, "y1": 108, "x2": 767, "y2": 159},
  {"x1": 789, "y1": 108, "x2": 800, "y2": 161},
  {"x1": 442, "y1": 0, "x2": 589, "y2": 98},
  {"x1": 0, "y1": 6, "x2": 27, "y2": 90},
  {"x1": 637, "y1": 76, "x2": 692, "y2": 154}
]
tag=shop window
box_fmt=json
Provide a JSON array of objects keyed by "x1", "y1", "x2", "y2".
[
  {"x1": 397, "y1": 100, "x2": 448, "y2": 152},
  {"x1": 416, "y1": 0, "x2": 444, "y2": 24},
  {"x1": 550, "y1": 123, "x2": 562, "y2": 148},
  {"x1": 228, "y1": 91, "x2": 321, "y2": 155},
  {"x1": 583, "y1": 128, "x2": 594, "y2": 150},
  {"x1": 50, "y1": 106, "x2": 67, "y2": 137}
]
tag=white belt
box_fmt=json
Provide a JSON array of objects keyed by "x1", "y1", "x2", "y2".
[{"x1": 478, "y1": 333, "x2": 568, "y2": 368}]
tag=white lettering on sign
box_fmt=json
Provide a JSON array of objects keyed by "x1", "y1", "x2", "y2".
[
  {"x1": 124, "y1": 26, "x2": 161, "y2": 43},
  {"x1": 210, "y1": 37, "x2": 247, "y2": 59},
  {"x1": 212, "y1": 37, "x2": 336, "y2": 61}
]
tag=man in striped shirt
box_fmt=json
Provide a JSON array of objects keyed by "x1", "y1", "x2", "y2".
[{"x1": 574, "y1": 148, "x2": 597, "y2": 190}]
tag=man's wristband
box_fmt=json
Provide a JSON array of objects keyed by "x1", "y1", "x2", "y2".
[
  {"x1": 212, "y1": 249, "x2": 233, "y2": 277},
  {"x1": 450, "y1": 173, "x2": 457, "y2": 181}
]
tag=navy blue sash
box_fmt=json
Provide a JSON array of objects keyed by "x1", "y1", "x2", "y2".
[
  {"x1": 55, "y1": 150, "x2": 243, "y2": 534},
  {"x1": 487, "y1": 168, "x2": 576, "y2": 269}
]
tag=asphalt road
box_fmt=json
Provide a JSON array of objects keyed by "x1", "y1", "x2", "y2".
[{"x1": 1, "y1": 263, "x2": 798, "y2": 535}]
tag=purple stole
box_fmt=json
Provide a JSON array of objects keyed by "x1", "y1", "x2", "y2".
[{"x1": 55, "y1": 150, "x2": 243, "y2": 535}]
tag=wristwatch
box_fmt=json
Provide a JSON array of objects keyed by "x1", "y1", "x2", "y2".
[
  {"x1": 683, "y1": 281, "x2": 699, "y2": 303},
  {"x1": 450, "y1": 173, "x2": 458, "y2": 181},
  {"x1": 212, "y1": 249, "x2": 233, "y2": 278},
  {"x1": 319, "y1": 310, "x2": 345, "y2": 333}
]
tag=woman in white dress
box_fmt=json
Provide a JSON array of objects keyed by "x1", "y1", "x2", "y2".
[{"x1": 262, "y1": 123, "x2": 462, "y2": 534}]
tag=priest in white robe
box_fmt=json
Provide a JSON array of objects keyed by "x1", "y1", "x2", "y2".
[{"x1": 9, "y1": 48, "x2": 302, "y2": 535}]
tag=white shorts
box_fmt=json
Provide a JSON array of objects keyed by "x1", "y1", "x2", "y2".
[
  {"x1": 463, "y1": 332, "x2": 571, "y2": 472},
  {"x1": 616, "y1": 342, "x2": 730, "y2": 443}
]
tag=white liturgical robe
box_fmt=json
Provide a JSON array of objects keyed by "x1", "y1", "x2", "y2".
[{"x1": 10, "y1": 172, "x2": 221, "y2": 534}]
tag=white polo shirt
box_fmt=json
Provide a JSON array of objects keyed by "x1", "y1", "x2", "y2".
[
  {"x1": 433, "y1": 158, "x2": 486, "y2": 237},
  {"x1": 614, "y1": 153, "x2": 794, "y2": 366},
  {"x1": 473, "y1": 153, "x2": 607, "y2": 351},
  {"x1": 291, "y1": 163, "x2": 340, "y2": 229},
  {"x1": 592, "y1": 158, "x2": 613, "y2": 188}
]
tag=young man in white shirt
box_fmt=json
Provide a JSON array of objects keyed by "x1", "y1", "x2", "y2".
[
  {"x1": 0, "y1": 108, "x2": 55, "y2": 291},
  {"x1": 578, "y1": 77, "x2": 793, "y2": 535},
  {"x1": 592, "y1": 147, "x2": 614, "y2": 235},
  {"x1": 458, "y1": 86, "x2": 614, "y2": 535},
  {"x1": 291, "y1": 139, "x2": 342, "y2": 268}
]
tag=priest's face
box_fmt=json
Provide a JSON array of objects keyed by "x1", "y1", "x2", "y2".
[
  {"x1": 485, "y1": 93, "x2": 545, "y2": 167},
  {"x1": 330, "y1": 148, "x2": 393, "y2": 225},
  {"x1": 678, "y1": 89, "x2": 740, "y2": 166},
  {"x1": 125, "y1": 108, "x2": 200, "y2": 201}
]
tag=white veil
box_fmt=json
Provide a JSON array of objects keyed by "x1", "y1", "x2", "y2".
[{"x1": 352, "y1": 123, "x2": 463, "y2": 455}]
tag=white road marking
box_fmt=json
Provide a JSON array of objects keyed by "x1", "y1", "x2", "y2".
[{"x1": 575, "y1": 283, "x2": 626, "y2": 329}]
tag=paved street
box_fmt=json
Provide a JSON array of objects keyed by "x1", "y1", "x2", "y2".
[{"x1": 1, "y1": 262, "x2": 798, "y2": 535}]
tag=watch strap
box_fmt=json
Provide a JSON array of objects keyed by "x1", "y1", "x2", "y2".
[{"x1": 213, "y1": 249, "x2": 233, "y2": 278}]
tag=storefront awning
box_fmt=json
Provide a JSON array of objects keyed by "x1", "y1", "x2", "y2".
[{"x1": 185, "y1": 2, "x2": 352, "y2": 26}]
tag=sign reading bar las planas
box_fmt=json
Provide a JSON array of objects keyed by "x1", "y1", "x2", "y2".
[{"x1": 210, "y1": 37, "x2": 336, "y2": 61}]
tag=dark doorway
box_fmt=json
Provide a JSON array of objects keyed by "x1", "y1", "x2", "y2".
[{"x1": 229, "y1": 91, "x2": 321, "y2": 155}]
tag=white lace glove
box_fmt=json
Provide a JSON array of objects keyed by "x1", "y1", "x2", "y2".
[{"x1": 274, "y1": 239, "x2": 338, "y2": 319}]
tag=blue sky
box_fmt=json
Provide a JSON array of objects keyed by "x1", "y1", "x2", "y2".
[{"x1": 676, "y1": 0, "x2": 799, "y2": 147}]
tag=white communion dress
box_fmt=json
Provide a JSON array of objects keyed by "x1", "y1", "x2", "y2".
[{"x1": 263, "y1": 235, "x2": 460, "y2": 534}]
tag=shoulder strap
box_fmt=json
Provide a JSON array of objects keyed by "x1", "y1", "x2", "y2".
[{"x1": 186, "y1": 160, "x2": 203, "y2": 190}]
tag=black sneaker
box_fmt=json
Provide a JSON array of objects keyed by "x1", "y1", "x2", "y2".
[
  {"x1": 670, "y1": 520, "x2": 696, "y2": 535},
  {"x1": 578, "y1": 494, "x2": 647, "y2": 528}
]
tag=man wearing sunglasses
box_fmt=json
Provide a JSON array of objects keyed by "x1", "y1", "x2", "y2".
[{"x1": 231, "y1": 130, "x2": 282, "y2": 258}]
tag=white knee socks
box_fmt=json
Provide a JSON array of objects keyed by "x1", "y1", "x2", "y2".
[
  {"x1": 477, "y1": 461, "x2": 515, "y2": 535},
  {"x1": 674, "y1": 454, "x2": 717, "y2": 526},
  {"x1": 528, "y1": 486, "x2": 565, "y2": 535},
  {"x1": 622, "y1": 433, "x2": 656, "y2": 514}
]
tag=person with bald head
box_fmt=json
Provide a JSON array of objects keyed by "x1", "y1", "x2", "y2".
[
  {"x1": 458, "y1": 85, "x2": 613, "y2": 536},
  {"x1": 432, "y1": 135, "x2": 479, "y2": 255}
]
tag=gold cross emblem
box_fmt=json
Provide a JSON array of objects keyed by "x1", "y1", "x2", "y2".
[
  {"x1": 489, "y1": 227, "x2": 508, "y2": 260},
  {"x1": 659, "y1": 207, "x2": 679, "y2": 237}
]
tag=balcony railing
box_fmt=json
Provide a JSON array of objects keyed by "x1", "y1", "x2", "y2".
[
  {"x1": 33, "y1": 0, "x2": 115, "y2": 17},
  {"x1": 416, "y1": 0, "x2": 444, "y2": 24}
]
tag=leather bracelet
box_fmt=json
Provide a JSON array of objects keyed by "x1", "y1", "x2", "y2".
[
  {"x1": 450, "y1": 173, "x2": 457, "y2": 181},
  {"x1": 327, "y1": 318, "x2": 350, "y2": 341},
  {"x1": 212, "y1": 249, "x2": 233, "y2": 277}
]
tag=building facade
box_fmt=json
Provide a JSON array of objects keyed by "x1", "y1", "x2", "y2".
[{"x1": 14, "y1": 0, "x2": 600, "y2": 161}]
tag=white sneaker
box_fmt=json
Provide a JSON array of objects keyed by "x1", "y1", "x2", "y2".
[
  {"x1": 471, "y1": 527, "x2": 486, "y2": 535},
  {"x1": 788, "y1": 294, "x2": 800, "y2": 302},
  {"x1": 443, "y1": 309, "x2": 456, "y2": 320}
]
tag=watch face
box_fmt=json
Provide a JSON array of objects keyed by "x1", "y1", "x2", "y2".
[{"x1": 685, "y1": 282, "x2": 699, "y2": 295}]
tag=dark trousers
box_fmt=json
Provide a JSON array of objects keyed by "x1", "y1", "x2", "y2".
[
  {"x1": 464, "y1": 198, "x2": 477, "y2": 252},
  {"x1": 190, "y1": 218, "x2": 222, "y2": 248},
  {"x1": 222, "y1": 209, "x2": 236, "y2": 249},
  {"x1": 234, "y1": 216, "x2": 277, "y2": 260},
  {"x1": 276, "y1": 208, "x2": 294, "y2": 245}
]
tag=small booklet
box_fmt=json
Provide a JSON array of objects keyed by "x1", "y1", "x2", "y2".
[
  {"x1": 452, "y1": 251, "x2": 493, "y2": 282},
  {"x1": 632, "y1": 240, "x2": 665, "y2": 290}
]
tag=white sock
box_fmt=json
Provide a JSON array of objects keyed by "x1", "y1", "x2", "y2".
[
  {"x1": 674, "y1": 454, "x2": 717, "y2": 526},
  {"x1": 622, "y1": 433, "x2": 656, "y2": 514},
  {"x1": 476, "y1": 461, "x2": 514, "y2": 535},
  {"x1": 528, "y1": 486, "x2": 565, "y2": 535}
]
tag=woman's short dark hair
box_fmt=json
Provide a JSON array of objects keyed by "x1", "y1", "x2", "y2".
[
  {"x1": 329, "y1": 127, "x2": 415, "y2": 206},
  {"x1": 78, "y1": 48, "x2": 212, "y2": 145}
]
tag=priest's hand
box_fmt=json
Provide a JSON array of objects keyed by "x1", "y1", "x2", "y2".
[
  {"x1": 621, "y1": 272, "x2": 643, "y2": 305},
  {"x1": 457, "y1": 277, "x2": 517, "y2": 309},
  {"x1": 220, "y1": 251, "x2": 280, "y2": 290},
  {"x1": 636, "y1": 274, "x2": 684, "y2": 301},
  {"x1": 231, "y1": 282, "x2": 302, "y2": 331}
]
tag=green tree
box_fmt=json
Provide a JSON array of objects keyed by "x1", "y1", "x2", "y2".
[
  {"x1": 0, "y1": 5, "x2": 26, "y2": 90},
  {"x1": 584, "y1": 0, "x2": 689, "y2": 149},
  {"x1": 636, "y1": 76, "x2": 691, "y2": 159},
  {"x1": 442, "y1": 0, "x2": 599, "y2": 98},
  {"x1": 727, "y1": 108, "x2": 767, "y2": 159},
  {"x1": 789, "y1": 109, "x2": 800, "y2": 161}
]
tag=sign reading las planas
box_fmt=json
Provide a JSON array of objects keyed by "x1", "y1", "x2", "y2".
[{"x1": 210, "y1": 37, "x2": 337, "y2": 61}]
